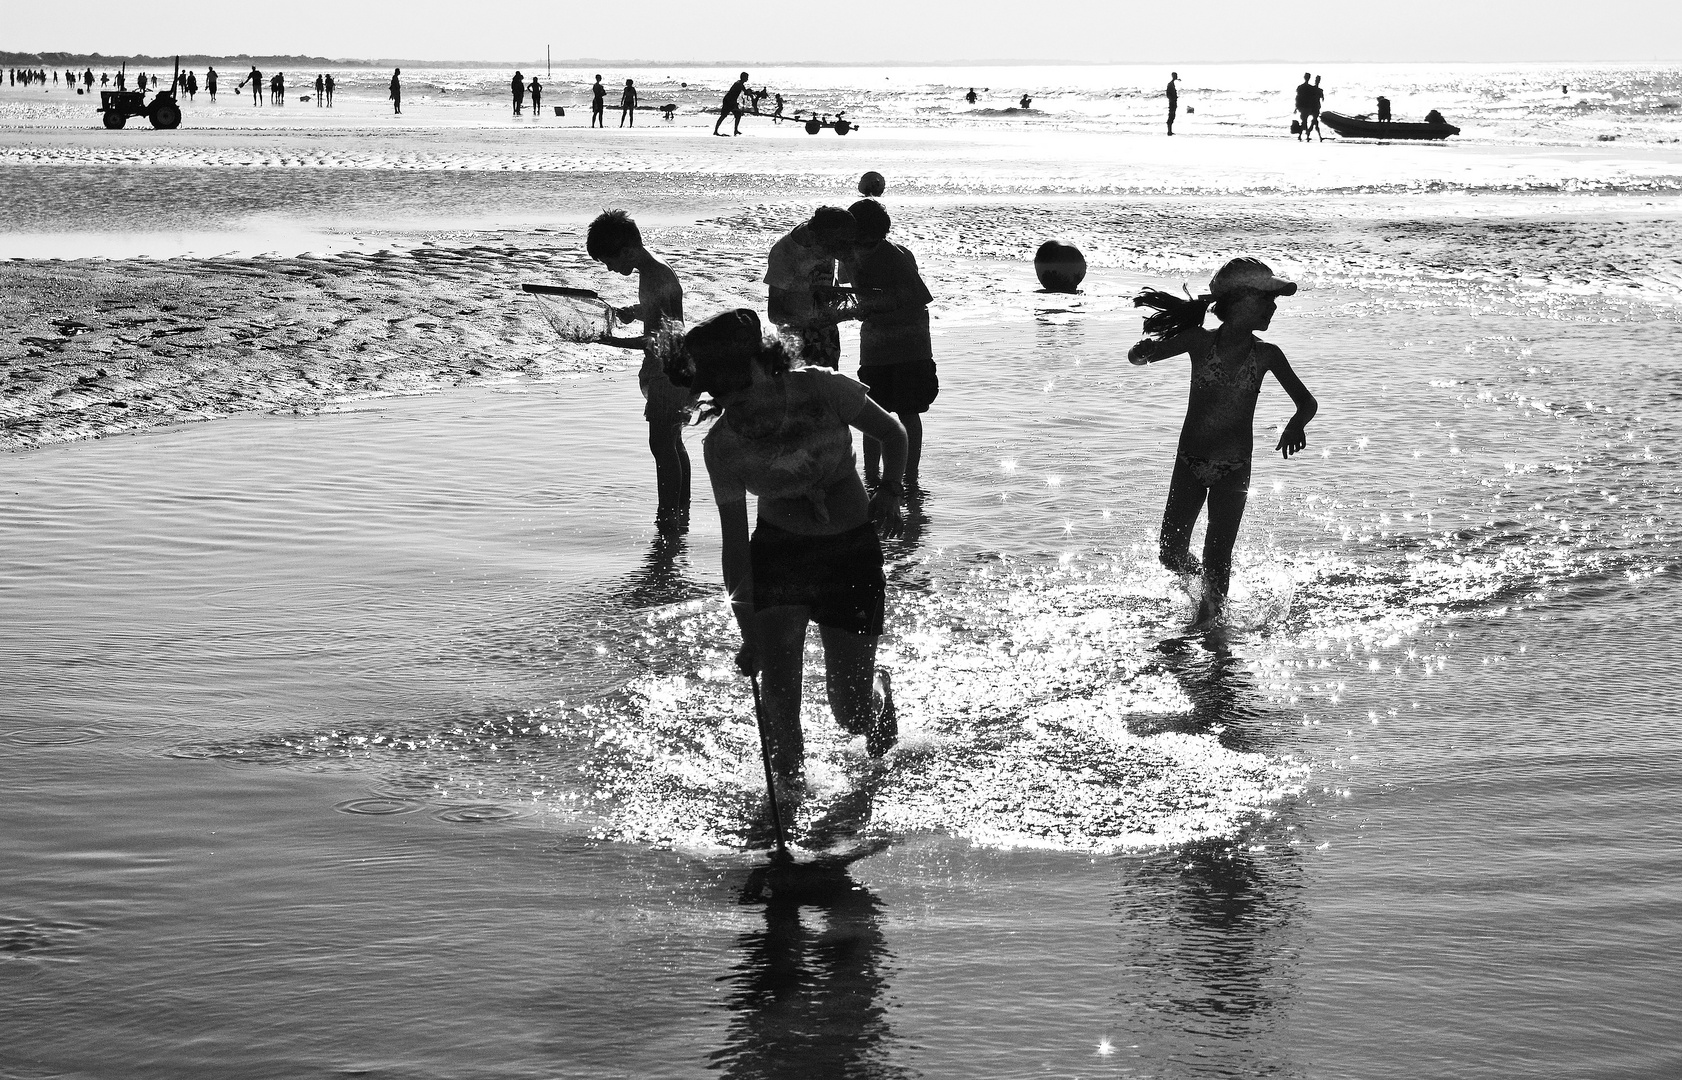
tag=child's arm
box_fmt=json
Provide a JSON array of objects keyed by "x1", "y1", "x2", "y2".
[
  {"x1": 1267, "y1": 348, "x2": 1318, "y2": 458},
  {"x1": 602, "y1": 264, "x2": 682, "y2": 350},
  {"x1": 1127, "y1": 328, "x2": 1200, "y2": 365}
]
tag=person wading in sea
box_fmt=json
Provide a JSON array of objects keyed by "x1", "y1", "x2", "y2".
[
  {"x1": 1128, "y1": 259, "x2": 1319, "y2": 627},
  {"x1": 674, "y1": 308, "x2": 905, "y2": 785}
]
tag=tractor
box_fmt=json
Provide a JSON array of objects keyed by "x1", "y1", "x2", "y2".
[{"x1": 100, "y1": 56, "x2": 182, "y2": 130}]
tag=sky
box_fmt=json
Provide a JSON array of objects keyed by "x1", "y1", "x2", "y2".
[{"x1": 6, "y1": 0, "x2": 1680, "y2": 64}]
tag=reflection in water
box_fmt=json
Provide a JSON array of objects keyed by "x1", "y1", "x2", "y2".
[
  {"x1": 883, "y1": 488, "x2": 932, "y2": 592},
  {"x1": 1140, "y1": 632, "x2": 1271, "y2": 752},
  {"x1": 711, "y1": 861, "x2": 906, "y2": 1080},
  {"x1": 1112, "y1": 839, "x2": 1305, "y2": 1077},
  {"x1": 621, "y1": 530, "x2": 700, "y2": 612}
]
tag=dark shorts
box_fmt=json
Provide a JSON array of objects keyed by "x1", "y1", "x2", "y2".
[
  {"x1": 750, "y1": 519, "x2": 886, "y2": 636},
  {"x1": 859, "y1": 360, "x2": 939, "y2": 415}
]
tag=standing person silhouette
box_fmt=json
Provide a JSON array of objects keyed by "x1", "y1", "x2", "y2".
[
  {"x1": 185, "y1": 71, "x2": 197, "y2": 100},
  {"x1": 1304, "y1": 75, "x2": 1325, "y2": 140},
  {"x1": 324, "y1": 73, "x2": 334, "y2": 106},
  {"x1": 765, "y1": 206, "x2": 858, "y2": 370},
  {"x1": 389, "y1": 68, "x2": 402, "y2": 114},
  {"x1": 772, "y1": 94, "x2": 784, "y2": 122},
  {"x1": 238, "y1": 66, "x2": 262, "y2": 106},
  {"x1": 1293, "y1": 72, "x2": 1314, "y2": 140},
  {"x1": 511, "y1": 71, "x2": 525, "y2": 115},
  {"x1": 591, "y1": 74, "x2": 606, "y2": 127},
  {"x1": 714, "y1": 71, "x2": 749, "y2": 136},
  {"x1": 529, "y1": 76, "x2": 542, "y2": 116},
  {"x1": 619, "y1": 79, "x2": 637, "y2": 126},
  {"x1": 1128, "y1": 259, "x2": 1318, "y2": 626},
  {"x1": 314, "y1": 73, "x2": 324, "y2": 107},
  {"x1": 1166, "y1": 71, "x2": 1180, "y2": 135},
  {"x1": 204, "y1": 67, "x2": 215, "y2": 100},
  {"x1": 965, "y1": 87, "x2": 977, "y2": 104}
]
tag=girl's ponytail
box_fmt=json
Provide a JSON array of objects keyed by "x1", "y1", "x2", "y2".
[{"x1": 1132, "y1": 288, "x2": 1211, "y2": 342}]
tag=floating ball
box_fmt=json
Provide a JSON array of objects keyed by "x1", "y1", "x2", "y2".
[
  {"x1": 1034, "y1": 240, "x2": 1086, "y2": 292},
  {"x1": 858, "y1": 170, "x2": 886, "y2": 197}
]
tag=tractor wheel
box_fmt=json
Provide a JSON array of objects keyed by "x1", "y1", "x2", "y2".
[
  {"x1": 149, "y1": 98, "x2": 182, "y2": 129},
  {"x1": 804, "y1": 118, "x2": 822, "y2": 135},
  {"x1": 834, "y1": 120, "x2": 851, "y2": 135},
  {"x1": 103, "y1": 110, "x2": 126, "y2": 130}
]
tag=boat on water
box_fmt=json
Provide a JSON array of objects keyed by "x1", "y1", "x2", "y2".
[{"x1": 1320, "y1": 110, "x2": 1460, "y2": 140}]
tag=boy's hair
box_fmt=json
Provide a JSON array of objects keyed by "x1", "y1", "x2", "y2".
[
  {"x1": 848, "y1": 199, "x2": 890, "y2": 240},
  {"x1": 808, "y1": 205, "x2": 856, "y2": 237},
  {"x1": 586, "y1": 209, "x2": 641, "y2": 261}
]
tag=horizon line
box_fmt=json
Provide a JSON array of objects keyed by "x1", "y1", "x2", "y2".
[{"x1": 4, "y1": 50, "x2": 1680, "y2": 67}]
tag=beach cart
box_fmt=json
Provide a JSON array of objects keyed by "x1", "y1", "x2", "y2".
[{"x1": 100, "y1": 56, "x2": 182, "y2": 130}]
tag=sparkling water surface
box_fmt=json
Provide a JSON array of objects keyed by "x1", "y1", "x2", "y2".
[{"x1": 4, "y1": 64, "x2": 1682, "y2": 1079}]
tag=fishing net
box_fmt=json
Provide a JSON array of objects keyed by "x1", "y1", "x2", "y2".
[{"x1": 527, "y1": 288, "x2": 616, "y2": 344}]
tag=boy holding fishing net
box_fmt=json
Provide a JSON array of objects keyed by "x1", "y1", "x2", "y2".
[{"x1": 587, "y1": 210, "x2": 692, "y2": 531}]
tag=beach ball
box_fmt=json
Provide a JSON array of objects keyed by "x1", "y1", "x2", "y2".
[
  {"x1": 1034, "y1": 240, "x2": 1086, "y2": 292},
  {"x1": 858, "y1": 171, "x2": 886, "y2": 197}
]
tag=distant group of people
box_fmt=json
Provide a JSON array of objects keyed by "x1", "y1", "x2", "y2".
[
  {"x1": 960, "y1": 88, "x2": 1034, "y2": 109},
  {"x1": 509, "y1": 72, "x2": 544, "y2": 115},
  {"x1": 229, "y1": 68, "x2": 333, "y2": 107}
]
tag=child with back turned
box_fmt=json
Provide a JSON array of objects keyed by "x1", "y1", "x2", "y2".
[
  {"x1": 1129, "y1": 258, "x2": 1317, "y2": 626},
  {"x1": 587, "y1": 209, "x2": 691, "y2": 531}
]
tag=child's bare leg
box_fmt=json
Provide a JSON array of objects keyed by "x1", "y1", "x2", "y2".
[
  {"x1": 1199, "y1": 482, "x2": 1250, "y2": 617},
  {"x1": 1159, "y1": 457, "x2": 1207, "y2": 578},
  {"x1": 754, "y1": 606, "x2": 811, "y2": 782},
  {"x1": 899, "y1": 412, "x2": 923, "y2": 486},
  {"x1": 648, "y1": 421, "x2": 689, "y2": 516},
  {"x1": 817, "y1": 625, "x2": 879, "y2": 733}
]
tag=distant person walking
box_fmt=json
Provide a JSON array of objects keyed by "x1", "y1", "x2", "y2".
[
  {"x1": 324, "y1": 73, "x2": 334, "y2": 106},
  {"x1": 619, "y1": 78, "x2": 637, "y2": 126},
  {"x1": 965, "y1": 87, "x2": 977, "y2": 104},
  {"x1": 389, "y1": 68, "x2": 402, "y2": 114},
  {"x1": 591, "y1": 75, "x2": 606, "y2": 127},
  {"x1": 205, "y1": 67, "x2": 216, "y2": 100},
  {"x1": 772, "y1": 94, "x2": 784, "y2": 122},
  {"x1": 529, "y1": 76, "x2": 542, "y2": 115},
  {"x1": 238, "y1": 67, "x2": 262, "y2": 105},
  {"x1": 511, "y1": 71, "x2": 525, "y2": 115},
  {"x1": 1166, "y1": 71, "x2": 1180, "y2": 135},
  {"x1": 1293, "y1": 72, "x2": 1314, "y2": 140},
  {"x1": 315, "y1": 73, "x2": 324, "y2": 106},
  {"x1": 1304, "y1": 75, "x2": 1325, "y2": 140},
  {"x1": 715, "y1": 71, "x2": 749, "y2": 136},
  {"x1": 185, "y1": 71, "x2": 197, "y2": 100}
]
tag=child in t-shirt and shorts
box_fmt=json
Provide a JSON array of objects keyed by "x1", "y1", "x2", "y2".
[{"x1": 846, "y1": 198, "x2": 937, "y2": 488}]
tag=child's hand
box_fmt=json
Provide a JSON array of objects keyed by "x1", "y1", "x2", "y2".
[{"x1": 1276, "y1": 423, "x2": 1308, "y2": 458}]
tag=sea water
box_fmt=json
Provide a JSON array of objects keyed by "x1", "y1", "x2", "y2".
[{"x1": 3, "y1": 63, "x2": 1682, "y2": 1078}]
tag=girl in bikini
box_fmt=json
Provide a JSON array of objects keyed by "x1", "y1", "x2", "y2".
[
  {"x1": 1129, "y1": 258, "x2": 1318, "y2": 626},
  {"x1": 669, "y1": 309, "x2": 907, "y2": 785}
]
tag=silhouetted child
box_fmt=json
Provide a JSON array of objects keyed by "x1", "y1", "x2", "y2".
[
  {"x1": 846, "y1": 199, "x2": 937, "y2": 490},
  {"x1": 587, "y1": 210, "x2": 692, "y2": 530},
  {"x1": 619, "y1": 79, "x2": 637, "y2": 126},
  {"x1": 1129, "y1": 258, "x2": 1318, "y2": 626}
]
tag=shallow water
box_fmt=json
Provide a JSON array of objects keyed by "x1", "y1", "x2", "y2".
[{"x1": 6, "y1": 73, "x2": 1682, "y2": 1077}]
